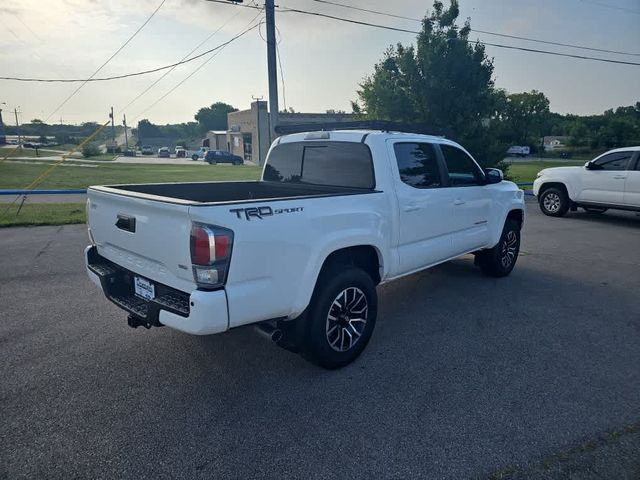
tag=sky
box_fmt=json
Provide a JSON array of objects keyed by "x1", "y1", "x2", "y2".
[{"x1": 0, "y1": 0, "x2": 638, "y2": 126}]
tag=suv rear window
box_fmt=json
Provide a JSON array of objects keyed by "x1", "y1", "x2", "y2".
[{"x1": 264, "y1": 141, "x2": 374, "y2": 189}]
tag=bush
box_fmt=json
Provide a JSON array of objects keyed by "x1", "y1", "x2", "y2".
[{"x1": 82, "y1": 144, "x2": 101, "y2": 157}]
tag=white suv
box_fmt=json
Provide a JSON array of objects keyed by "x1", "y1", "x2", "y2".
[{"x1": 533, "y1": 147, "x2": 640, "y2": 217}]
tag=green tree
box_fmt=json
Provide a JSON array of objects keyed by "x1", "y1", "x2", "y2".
[
  {"x1": 502, "y1": 90, "x2": 550, "y2": 144},
  {"x1": 354, "y1": 0, "x2": 505, "y2": 165},
  {"x1": 194, "y1": 102, "x2": 237, "y2": 132}
]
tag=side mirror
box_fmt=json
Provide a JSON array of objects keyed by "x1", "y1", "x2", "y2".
[{"x1": 484, "y1": 168, "x2": 503, "y2": 184}]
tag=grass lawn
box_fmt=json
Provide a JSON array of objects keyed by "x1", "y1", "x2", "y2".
[
  {"x1": 507, "y1": 160, "x2": 583, "y2": 185},
  {"x1": 82, "y1": 153, "x2": 117, "y2": 161},
  {"x1": 0, "y1": 162, "x2": 262, "y2": 190},
  {"x1": 0, "y1": 203, "x2": 86, "y2": 227},
  {"x1": 1, "y1": 148, "x2": 63, "y2": 159}
]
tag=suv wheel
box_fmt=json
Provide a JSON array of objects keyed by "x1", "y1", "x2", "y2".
[
  {"x1": 539, "y1": 187, "x2": 570, "y2": 217},
  {"x1": 476, "y1": 218, "x2": 521, "y2": 278},
  {"x1": 301, "y1": 267, "x2": 377, "y2": 369}
]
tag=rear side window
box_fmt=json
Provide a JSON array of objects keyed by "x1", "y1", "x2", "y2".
[
  {"x1": 264, "y1": 142, "x2": 374, "y2": 189},
  {"x1": 593, "y1": 152, "x2": 633, "y2": 171},
  {"x1": 440, "y1": 144, "x2": 484, "y2": 186},
  {"x1": 393, "y1": 143, "x2": 442, "y2": 188}
]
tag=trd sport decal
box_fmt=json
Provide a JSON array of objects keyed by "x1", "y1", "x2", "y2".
[{"x1": 230, "y1": 206, "x2": 304, "y2": 221}]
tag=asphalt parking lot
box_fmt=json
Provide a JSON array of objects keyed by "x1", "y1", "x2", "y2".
[{"x1": 2, "y1": 200, "x2": 639, "y2": 479}]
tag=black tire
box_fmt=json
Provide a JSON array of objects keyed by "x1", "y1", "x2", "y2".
[
  {"x1": 301, "y1": 267, "x2": 377, "y2": 369},
  {"x1": 583, "y1": 206, "x2": 608, "y2": 214},
  {"x1": 539, "y1": 187, "x2": 570, "y2": 217},
  {"x1": 233, "y1": 160, "x2": 241, "y2": 165},
  {"x1": 191, "y1": 154, "x2": 199, "y2": 161},
  {"x1": 477, "y1": 218, "x2": 521, "y2": 278},
  {"x1": 209, "y1": 160, "x2": 216, "y2": 165}
]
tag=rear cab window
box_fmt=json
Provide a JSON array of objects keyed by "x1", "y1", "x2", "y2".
[
  {"x1": 263, "y1": 141, "x2": 375, "y2": 189},
  {"x1": 393, "y1": 142, "x2": 443, "y2": 188}
]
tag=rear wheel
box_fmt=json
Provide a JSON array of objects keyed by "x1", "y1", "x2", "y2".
[
  {"x1": 583, "y1": 206, "x2": 608, "y2": 214},
  {"x1": 191, "y1": 154, "x2": 199, "y2": 161},
  {"x1": 301, "y1": 267, "x2": 377, "y2": 369},
  {"x1": 539, "y1": 187, "x2": 570, "y2": 217},
  {"x1": 477, "y1": 218, "x2": 521, "y2": 278}
]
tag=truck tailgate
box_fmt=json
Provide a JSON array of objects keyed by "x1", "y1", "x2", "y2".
[{"x1": 87, "y1": 188, "x2": 195, "y2": 292}]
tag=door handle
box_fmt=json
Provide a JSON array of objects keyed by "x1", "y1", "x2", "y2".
[
  {"x1": 402, "y1": 203, "x2": 420, "y2": 212},
  {"x1": 453, "y1": 199, "x2": 466, "y2": 206},
  {"x1": 613, "y1": 175, "x2": 627, "y2": 179}
]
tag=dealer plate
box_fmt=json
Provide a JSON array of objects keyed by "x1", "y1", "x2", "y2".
[{"x1": 134, "y1": 276, "x2": 155, "y2": 300}]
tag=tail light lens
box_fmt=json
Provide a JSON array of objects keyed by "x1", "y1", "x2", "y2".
[{"x1": 190, "y1": 223, "x2": 234, "y2": 289}]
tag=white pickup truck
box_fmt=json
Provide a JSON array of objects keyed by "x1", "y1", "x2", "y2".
[
  {"x1": 533, "y1": 146, "x2": 640, "y2": 217},
  {"x1": 85, "y1": 130, "x2": 525, "y2": 368}
]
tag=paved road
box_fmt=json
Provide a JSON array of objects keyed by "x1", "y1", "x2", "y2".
[{"x1": 1, "y1": 202, "x2": 639, "y2": 479}]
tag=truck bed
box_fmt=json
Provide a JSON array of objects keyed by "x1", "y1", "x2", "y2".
[{"x1": 91, "y1": 181, "x2": 374, "y2": 205}]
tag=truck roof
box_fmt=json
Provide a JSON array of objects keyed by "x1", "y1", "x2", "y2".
[{"x1": 278, "y1": 130, "x2": 451, "y2": 145}]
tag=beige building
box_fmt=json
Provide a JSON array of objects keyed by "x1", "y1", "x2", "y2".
[{"x1": 225, "y1": 101, "x2": 355, "y2": 165}]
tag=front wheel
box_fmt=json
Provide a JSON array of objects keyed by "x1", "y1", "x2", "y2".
[
  {"x1": 301, "y1": 267, "x2": 377, "y2": 369},
  {"x1": 476, "y1": 218, "x2": 521, "y2": 278},
  {"x1": 539, "y1": 187, "x2": 570, "y2": 217},
  {"x1": 191, "y1": 154, "x2": 199, "y2": 161}
]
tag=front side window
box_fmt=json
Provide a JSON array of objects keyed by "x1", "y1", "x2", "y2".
[
  {"x1": 393, "y1": 142, "x2": 442, "y2": 188},
  {"x1": 593, "y1": 152, "x2": 633, "y2": 171},
  {"x1": 440, "y1": 144, "x2": 484, "y2": 186}
]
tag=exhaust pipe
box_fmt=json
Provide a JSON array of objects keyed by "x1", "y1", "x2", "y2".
[{"x1": 255, "y1": 322, "x2": 283, "y2": 343}]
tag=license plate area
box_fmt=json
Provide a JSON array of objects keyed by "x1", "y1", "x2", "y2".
[{"x1": 134, "y1": 276, "x2": 155, "y2": 300}]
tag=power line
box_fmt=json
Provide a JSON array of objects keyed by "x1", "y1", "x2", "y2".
[
  {"x1": 119, "y1": 5, "x2": 246, "y2": 113},
  {"x1": 275, "y1": 6, "x2": 640, "y2": 66},
  {"x1": 43, "y1": 0, "x2": 166, "y2": 122},
  {"x1": 578, "y1": 0, "x2": 640, "y2": 15},
  {"x1": 134, "y1": 10, "x2": 264, "y2": 120},
  {"x1": 305, "y1": 0, "x2": 640, "y2": 56},
  {"x1": 0, "y1": 26, "x2": 263, "y2": 84}
]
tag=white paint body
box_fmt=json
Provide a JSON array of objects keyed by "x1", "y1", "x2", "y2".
[
  {"x1": 533, "y1": 146, "x2": 640, "y2": 208},
  {"x1": 86, "y1": 131, "x2": 525, "y2": 335}
]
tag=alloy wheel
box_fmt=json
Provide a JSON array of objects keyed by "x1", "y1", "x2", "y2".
[{"x1": 325, "y1": 287, "x2": 368, "y2": 352}]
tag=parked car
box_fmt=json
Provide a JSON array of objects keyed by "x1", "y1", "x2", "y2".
[
  {"x1": 158, "y1": 147, "x2": 171, "y2": 158},
  {"x1": 507, "y1": 145, "x2": 530, "y2": 157},
  {"x1": 175, "y1": 146, "x2": 186, "y2": 155},
  {"x1": 141, "y1": 145, "x2": 153, "y2": 155},
  {"x1": 533, "y1": 146, "x2": 640, "y2": 216},
  {"x1": 85, "y1": 129, "x2": 525, "y2": 369},
  {"x1": 175, "y1": 148, "x2": 186, "y2": 158},
  {"x1": 205, "y1": 150, "x2": 244, "y2": 165},
  {"x1": 188, "y1": 147, "x2": 208, "y2": 161}
]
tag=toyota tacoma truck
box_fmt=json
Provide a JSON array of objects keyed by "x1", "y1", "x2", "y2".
[
  {"x1": 533, "y1": 146, "x2": 640, "y2": 217},
  {"x1": 85, "y1": 129, "x2": 525, "y2": 368}
]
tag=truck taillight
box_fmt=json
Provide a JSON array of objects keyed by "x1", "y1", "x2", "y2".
[{"x1": 190, "y1": 223, "x2": 233, "y2": 289}]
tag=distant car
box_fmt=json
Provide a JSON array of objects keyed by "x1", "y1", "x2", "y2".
[
  {"x1": 188, "y1": 147, "x2": 208, "y2": 161},
  {"x1": 175, "y1": 149, "x2": 186, "y2": 158},
  {"x1": 158, "y1": 147, "x2": 171, "y2": 158},
  {"x1": 141, "y1": 145, "x2": 153, "y2": 155},
  {"x1": 507, "y1": 145, "x2": 530, "y2": 157},
  {"x1": 175, "y1": 146, "x2": 186, "y2": 155},
  {"x1": 205, "y1": 150, "x2": 244, "y2": 165},
  {"x1": 533, "y1": 146, "x2": 640, "y2": 217}
]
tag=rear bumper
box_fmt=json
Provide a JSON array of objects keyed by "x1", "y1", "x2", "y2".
[{"x1": 85, "y1": 246, "x2": 229, "y2": 335}]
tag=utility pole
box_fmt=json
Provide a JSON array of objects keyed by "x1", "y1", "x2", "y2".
[
  {"x1": 109, "y1": 106, "x2": 116, "y2": 151},
  {"x1": 265, "y1": 0, "x2": 279, "y2": 141},
  {"x1": 123, "y1": 114, "x2": 129, "y2": 152},
  {"x1": 252, "y1": 95, "x2": 263, "y2": 165},
  {"x1": 14, "y1": 107, "x2": 21, "y2": 147}
]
